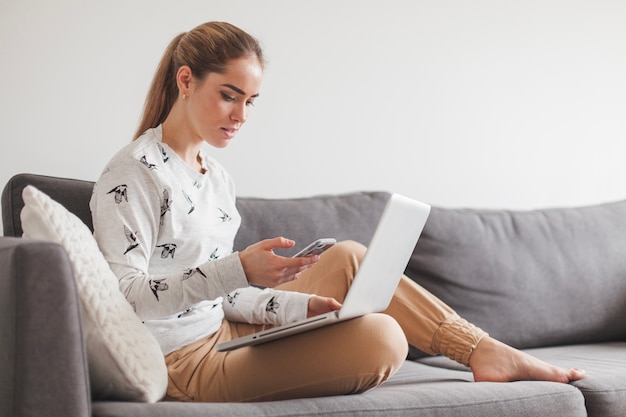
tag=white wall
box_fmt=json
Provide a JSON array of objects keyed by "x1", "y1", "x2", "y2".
[{"x1": 2, "y1": 0, "x2": 625, "y2": 234}]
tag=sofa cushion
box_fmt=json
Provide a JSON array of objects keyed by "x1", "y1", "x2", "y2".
[
  {"x1": 419, "y1": 342, "x2": 626, "y2": 417},
  {"x1": 526, "y1": 343, "x2": 626, "y2": 417},
  {"x1": 92, "y1": 360, "x2": 586, "y2": 417},
  {"x1": 20, "y1": 186, "x2": 167, "y2": 402},
  {"x1": 406, "y1": 201, "x2": 626, "y2": 350},
  {"x1": 543, "y1": 343, "x2": 626, "y2": 417}
]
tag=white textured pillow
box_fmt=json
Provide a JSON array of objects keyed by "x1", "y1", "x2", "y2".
[{"x1": 20, "y1": 185, "x2": 167, "y2": 402}]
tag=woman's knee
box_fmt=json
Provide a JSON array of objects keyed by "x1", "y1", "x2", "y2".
[
  {"x1": 324, "y1": 240, "x2": 366, "y2": 266},
  {"x1": 352, "y1": 313, "x2": 408, "y2": 379},
  {"x1": 334, "y1": 240, "x2": 367, "y2": 256}
]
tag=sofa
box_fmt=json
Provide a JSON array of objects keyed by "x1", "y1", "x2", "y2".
[{"x1": 2, "y1": 173, "x2": 626, "y2": 417}]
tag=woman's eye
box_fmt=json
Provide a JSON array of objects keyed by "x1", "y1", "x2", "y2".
[
  {"x1": 221, "y1": 92, "x2": 235, "y2": 102},
  {"x1": 246, "y1": 100, "x2": 256, "y2": 107}
]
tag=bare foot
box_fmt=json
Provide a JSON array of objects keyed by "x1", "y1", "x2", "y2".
[{"x1": 469, "y1": 337, "x2": 585, "y2": 383}]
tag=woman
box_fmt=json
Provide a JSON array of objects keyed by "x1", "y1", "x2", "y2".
[{"x1": 90, "y1": 21, "x2": 584, "y2": 403}]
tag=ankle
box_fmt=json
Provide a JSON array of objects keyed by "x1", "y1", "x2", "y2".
[{"x1": 431, "y1": 315, "x2": 488, "y2": 367}]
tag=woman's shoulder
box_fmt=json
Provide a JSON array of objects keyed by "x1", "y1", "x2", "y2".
[
  {"x1": 94, "y1": 127, "x2": 168, "y2": 192},
  {"x1": 107, "y1": 127, "x2": 165, "y2": 168},
  {"x1": 95, "y1": 128, "x2": 170, "y2": 183}
]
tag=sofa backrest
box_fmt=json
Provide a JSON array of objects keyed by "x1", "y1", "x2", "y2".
[
  {"x1": 233, "y1": 192, "x2": 390, "y2": 255},
  {"x1": 407, "y1": 203, "x2": 626, "y2": 351},
  {"x1": 1, "y1": 173, "x2": 390, "y2": 253},
  {"x1": 2, "y1": 174, "x2": 96, "y2": 237}
]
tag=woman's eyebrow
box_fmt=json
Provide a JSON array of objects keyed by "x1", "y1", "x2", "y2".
[{"x1": 221, "y1": 83, "x2": 260, "y2": 97}]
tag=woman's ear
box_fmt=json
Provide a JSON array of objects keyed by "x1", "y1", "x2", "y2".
[{"x1": 176, "y1": 66, "x2": 193, "y2": 98}]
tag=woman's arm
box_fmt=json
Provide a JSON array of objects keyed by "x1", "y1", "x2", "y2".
[
  {"x1": 223, "y1": 286, "x2": 342, "y2": 325},
  {"x1": 90, "y1": 158, "x2": 248, "y2": 320}
]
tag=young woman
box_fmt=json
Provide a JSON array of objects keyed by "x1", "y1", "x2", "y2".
[{"x1": 90, "y1": 21, "x2": 584, "y2": 403}]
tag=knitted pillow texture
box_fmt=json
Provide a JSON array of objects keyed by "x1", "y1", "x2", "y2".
[{"x1": 20, "y1": 185, "x2": 167, "y2": 402}]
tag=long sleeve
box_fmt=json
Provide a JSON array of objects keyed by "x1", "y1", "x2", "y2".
[{"x1": 223, "y1": 286, "x2": 313, "y2": 325}]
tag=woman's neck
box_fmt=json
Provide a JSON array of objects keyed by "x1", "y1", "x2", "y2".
[{"x1": 161, "y1": 116, "x2": 205, "y2": 173}]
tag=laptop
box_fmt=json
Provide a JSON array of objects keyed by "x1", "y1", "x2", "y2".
[{"x1": 216, "y1": 193, "x2": 431, "y2": 352}]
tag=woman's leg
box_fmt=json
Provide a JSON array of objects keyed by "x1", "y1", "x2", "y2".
[
  {"x1": 286, "y1": 241, "x2": 584, "y2": 383},
  {"x1": 165, "y1": 313, "x2": 407, "y2": 402},
  {"x1": 282, "y1": 241, "x2": 484, "y2": 365},
  {"x1": 388, "y1": 268, "x2": 584, "y2": 382}
]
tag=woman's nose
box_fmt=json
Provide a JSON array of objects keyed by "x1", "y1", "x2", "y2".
[{"x1": 231, "y1": 103, "x2": 247, "y2": 123}]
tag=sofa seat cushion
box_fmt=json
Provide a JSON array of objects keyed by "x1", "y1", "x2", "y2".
[
  {"x1": 418, "y1": 342, "x2": 626, "y2": 417},
  {"x1": 532, "y1": 343, "x2": 626, "y2": 417},
  {"x1": 92, "y1": 360, "x2": 586, "y2": 417},
  {"x1": 406, "y1": 201, "x2": 626, "y2": 350}
]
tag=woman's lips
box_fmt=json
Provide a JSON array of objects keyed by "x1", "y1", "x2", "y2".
[{"x1": 221, "y1": 127, "x2": 238, "y2": 139}]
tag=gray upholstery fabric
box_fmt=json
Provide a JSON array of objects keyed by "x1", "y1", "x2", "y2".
[
  {"x1": 419, "y1": 342, "x2": 626, "y2": 417},
  {"x1": 530, "y1": 343, "x2": 626, "y2": 417},
  {"x1": 406, "y1": 203, "x2": 626, "y2": 350},
  {"x1": 233, "y1": 192, "x2": 391, "y2": 254},
  {"x1": 0, "y1": 238, "x2": 90, "y2": 417},
  {"x1": 92, "y1": 361, "x2": 586, "y2": 417},
  {"x1": 2, "y1": 173, "x2": 95, "y2": 237}
]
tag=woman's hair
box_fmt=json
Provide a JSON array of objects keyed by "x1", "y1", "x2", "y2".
[{"x1": 134, "y1": 21, "x2": 264, "y2": 139}]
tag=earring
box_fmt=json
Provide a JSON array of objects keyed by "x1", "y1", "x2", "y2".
[{"x1": 182, "y1": 94, "x2": 187, "y2": 100}]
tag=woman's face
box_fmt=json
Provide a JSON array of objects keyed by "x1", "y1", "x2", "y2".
[{"x1": 187, "y1": 56, "x2": 263, "y2": 148}]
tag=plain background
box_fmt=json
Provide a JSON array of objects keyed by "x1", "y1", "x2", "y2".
[{"x1": 1, "y1": 0, "x2": 625, "y2": 235}]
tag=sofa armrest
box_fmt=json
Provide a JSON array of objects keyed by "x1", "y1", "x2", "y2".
[{"x1": 0, "y1": 238, "x2": 90, "y2": 417}]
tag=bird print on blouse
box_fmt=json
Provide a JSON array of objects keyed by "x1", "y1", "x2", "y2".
[
  {"x1": 266, "y1": 297, "x2": 279, "y2": 314},
  {"x1": 157, "y1": 143, "x2": 169, "y2": 163},
  {"x1": 107, "y1": 184, "x2": 128, "y2": 204},
  {"x1": 156, "y1": 243, "x2": 177, "y2": 259},
  {"x1": 182, "y1": 267, "x2": 207, "y2": 281},
  {"x1": 160, "y1": 189, "x2": 172, "y2": 225},
  {"x1": 218, "y1": 208, "x2": 232, "y2": 222},
  {"x1": 140, "y1": 155, "x2": 157, "y2": 170},
  {"x1": 226, "y1": 290, "x2": 241, "y2": 307},
  {"x1": 183, "y1": 190, "x2": 195, "y2": 214},
  {"x1": 149, "y1": 279, "x2": 168, "y2": 301},
  {"x1": 123, "y1": 225, "x2": 140, "y2": 254}
]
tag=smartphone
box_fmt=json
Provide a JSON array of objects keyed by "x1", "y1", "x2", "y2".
[{"x1": 291, "y1": 238, "x2": 336, "y2": 258}]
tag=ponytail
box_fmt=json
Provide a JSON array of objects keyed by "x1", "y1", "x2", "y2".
[{"x1": 134, "y1": 33, "x2": 184, "y2": 139}]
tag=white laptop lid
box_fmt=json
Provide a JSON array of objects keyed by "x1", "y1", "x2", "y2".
[{"x1": 338, "y1": 193, "x2": 431, "y2": 318}]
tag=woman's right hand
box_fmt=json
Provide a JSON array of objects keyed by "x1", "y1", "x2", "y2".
[
  {"x1": 238, "y1": 237, "x2": 320, "y2": 288},
  {"x1": 307, "y1": 295, "x2": 342, "y2": 318}
]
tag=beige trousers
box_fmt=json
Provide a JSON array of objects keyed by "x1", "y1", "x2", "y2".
[{"x1": 165, "y1": 241, "x2": 487, "y2": 403}]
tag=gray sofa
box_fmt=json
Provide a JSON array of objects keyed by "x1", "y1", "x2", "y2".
[{"x1": 2, "y1": 173, "x2": 626, "y2": 417}]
